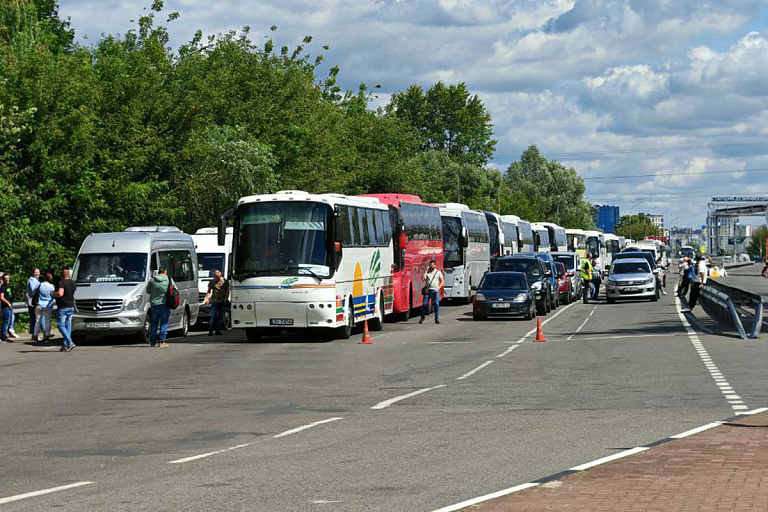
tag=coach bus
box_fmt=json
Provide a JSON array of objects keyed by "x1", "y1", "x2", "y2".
[
  {"x1": 537, "y1": 222, "x2": 567, "y2": 252},
  {"x1": 484, "y1": 211, "x2": 518, "y2": 270},
  {"x1": 566, "y1": 229, "x2": 587, "y2": 259},
  {"x1": 362, "y1": 194, "x2": 443, "y2": 321},
  {"x1": 436, "y1": 203, "x2": 490, "y2": 302},
  {"x1": 603, "y1": 233, "x2": 621, "y2": 267},
  {"x1": 531, "y1": 223, "x2": 551, "y2": 253},
  {"x1": 504, "y1": 215, "x2": 535, "y2": 253},
  {"x1": 584, "y1": 230, "x2": 607, "y2": 270},
  {"x1": 220, "y1": 190, "x2": 394, "y2": 341}
]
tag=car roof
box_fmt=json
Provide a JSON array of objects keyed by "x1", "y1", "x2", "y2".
[
  {"x1": 483, "y1": 271, "x2": 526, "y2": 277},
  {"x1": 550, "y1": 251, "x2": 576, "y2": 256},
  {"x1": 613, "y1": 258, "x2": 649, "y2": 264}
]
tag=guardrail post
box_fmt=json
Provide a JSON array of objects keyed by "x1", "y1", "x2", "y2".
[
  {"x1": 725, "y1": 297, "x2": 748, "y2": 339},
  {"x1": 749, "y1": 300, "x2": 763, "y2": 339}
]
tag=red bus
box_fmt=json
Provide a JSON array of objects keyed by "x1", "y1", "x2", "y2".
[{"x1": 361, "y1": 194, "x2": 444, "y2": 320}]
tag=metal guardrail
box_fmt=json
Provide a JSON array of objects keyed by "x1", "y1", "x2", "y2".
[
  {"x1": 699, "y1": 280, "x2": 763, "y2": 339},
  {"x1": 11, "y1": 302, "x2": 58, "y2": 315}
]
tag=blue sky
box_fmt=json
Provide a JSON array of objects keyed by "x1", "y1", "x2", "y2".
[{"x1": 58, "y1": 0, "x2": 768, "y2": 228}]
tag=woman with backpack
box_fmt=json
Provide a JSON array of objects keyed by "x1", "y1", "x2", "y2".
[{"x1": 146, "y1": 267, "x2": 174, "y2": 347}]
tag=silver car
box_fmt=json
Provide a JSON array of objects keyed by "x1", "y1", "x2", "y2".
[
  {"x1": 605, "y1": 258, "x2": 657, "y2": 303},
  {"x1": 551, "y1": 251, "x2": 582, "y2": 302}
]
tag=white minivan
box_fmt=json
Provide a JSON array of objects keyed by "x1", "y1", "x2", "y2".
[
  {"x1": 192, "y1": 227, "x2": 233, "y2": 327},
  {"x1": 72, "y1": 227, "x2": 200, "y2": 342}
]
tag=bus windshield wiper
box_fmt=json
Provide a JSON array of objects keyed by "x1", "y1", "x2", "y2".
[{"x1": 282, "y1": 266, "x2": 325, "y2": 281}]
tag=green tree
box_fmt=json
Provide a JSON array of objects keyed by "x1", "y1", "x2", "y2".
[
  {"x1": 615, "y1": 215, "x2": 662, "y2": 240},
  {"x1": 747, "y1": 226, "x2": 767, "y2": 258},
  {"x1": 387, "y1": 82, "x2": 497, "y2": 167},
  {"x1": 502, "y1": 145, "x2": 594, "y2": 228}
]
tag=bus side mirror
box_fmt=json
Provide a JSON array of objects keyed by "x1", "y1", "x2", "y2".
[
  {"x1": 334, "y1": 214, "x2": 344, "y2": 243},
  {"x1": 460, "y1": 227, "x2": 469, "y2": 248},
  {"x1": 217, "y1": 217, "x2": 227, "y2": 246}
]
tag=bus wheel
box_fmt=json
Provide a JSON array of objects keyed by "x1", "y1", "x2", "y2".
[
  {"x1": 245, "y1": 328, "x2": 261, "y2": 342},
  {"x1": 369, "y1": 292, "x2": 384, "y2": 331},
  {"x1": 337, "y1": 301, "x2": 354, "y2": 340},
  {"x1": 398, "y1": 288, "x2": 412, "y2": 322}
]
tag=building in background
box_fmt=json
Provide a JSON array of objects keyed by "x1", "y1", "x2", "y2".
[
  {"x1": 595, "y1": 205, "x2": 620, "y2": 233},
  {"x1": 648, "y1": 214, "x2": 664, "y2": 229}
]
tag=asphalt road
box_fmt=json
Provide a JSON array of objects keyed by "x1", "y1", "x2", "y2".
[{"x1": 2, "y1": 276, "x2": 767, "y2": 511}]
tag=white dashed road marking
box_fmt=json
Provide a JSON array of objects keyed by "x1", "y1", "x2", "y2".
[
  {"x1": 370, "y1": 385, "x2": 447, "y2": 410},
  {"x1": 0, "y1": 482, "x2": 94, "y2": 505},
  {"x1": 273, "y1": 417, "x2": 344, "y2": 438},
  {"x1": 675, "y1": 296, "x2": 747, "y2": 412},
  {"x1": 456, "y1": 361, "x2": 494, "y2": 380},
  {"x1": 567, "y1": 306, "x2": 597, "y2": 341}
]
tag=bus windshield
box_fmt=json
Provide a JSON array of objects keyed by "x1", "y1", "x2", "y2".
[
  {"x1": 234, "y1": 202, "x2": 332, "y2": 279},
  {"x1": 442, "y1": 216, "x2": 463, "y2": 268},
  {"x1": 73, "y1": 253, "x2": 148, "y2": 283},
  {"x1": 198, "y1": 253, "x2": 225, "y2": 279},
  {"x1": 587, "y1": 236, "x2": 601, "y2": 257}
]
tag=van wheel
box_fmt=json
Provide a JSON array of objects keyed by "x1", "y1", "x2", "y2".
[
  {"x1": 178, "y1": 310, "x2": 190, "y2": 337},
  {"x1": 369, "y1": 292, "x2": 384, "y2": 331},
  {"x1": 137, "y1": 311, "x2": 151, "y2": 344},
  {"x1": 336, "y1": 300, "x2": 354, "y2": 340}
]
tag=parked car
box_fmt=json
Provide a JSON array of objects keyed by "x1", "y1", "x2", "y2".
[
  {"x1": 605, "y1": 258, "x2": 658, "y2": 303},
  {"x1": 472, "y1": 271, "x2": 535, "y2": 321},
  {"x1": 520, "y1": 252, "x2": 560, "y2": 310},
  {"x1": 614, "y1": 250, "x2": 660, "y2": 298},
  {"x1": 551, "y1": 251, "x2": 581, "y2": 302},
  {"x1": 496, "y1": 255, "x2": 552, "y2": 315},
  {"x1": 555, "y1": 262, "x2": 571, "y2": 304}
]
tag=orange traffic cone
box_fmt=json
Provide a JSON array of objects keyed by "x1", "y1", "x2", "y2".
[
  {"x1": 534, "y1": 318, "x2": 547, "y2": 342},
  {"x1": 360, "y1": 320, "x2": 373, "y2": 344}
]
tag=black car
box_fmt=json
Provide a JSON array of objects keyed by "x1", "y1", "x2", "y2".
[
  {"x1": 495, "y1": 255, "x2": 552, "y2": 315},
  {"x1": 472, "y1": 271, "x2": 535, "y2": 321}
]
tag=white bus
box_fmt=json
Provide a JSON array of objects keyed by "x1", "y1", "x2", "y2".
[
  {"x1": 192, "y1": 227, "x2": 233, "y2": 327},
  {"x1": 603, "y1": 233, "x2": 620, "y2": 268},
  {"x1": 484, "y1": 211, "x2": 518, "y2": 269},
  {"x1": 222, "y1": 191, "x2": 394, "y2": 341},
  {"x1": 507, "y1": 216, "x2": 536, "y2": 253},
  {"x1": 436, "y1": 203, "x2": 490, "y2": 302},
  {"x1": 566, "y1": 228, "x2": 587, "y2": 259},
  {"x1": 584, "y1": 230, "x2": 607, "y2": 271},
  {"x1": 536, "y1": 222, "x2": 567, "y2": 252},
  {"x1": 531, "y1": 223, "x2": 551, "y2": 253}
]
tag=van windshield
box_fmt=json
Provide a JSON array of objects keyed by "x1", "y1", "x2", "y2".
[
  {"x1": 198, "y1": 253, "x2": 225, "y2": 279},
  {"x1": 73, "y1": 253, "x2": 148, "y2": 283}
]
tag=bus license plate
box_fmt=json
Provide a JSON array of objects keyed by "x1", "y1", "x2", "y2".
[
  {"x1": 492, "y1": 303, "x2": 511, "y2": 309},
  {"x1": 270, "y1": 318, "x2": 294, "y2": 326},
  {"x1": 85, "y1": 322, "x2": 109, "y2": 329}
]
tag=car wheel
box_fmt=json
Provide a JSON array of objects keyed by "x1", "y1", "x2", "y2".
[
  {"x1": 178, "y1": 309, "x2": 190, "y2": 337},
  {"x1": 473, "y1": 311, "x2": 486, "y2": 321},
  {"x1": 524, "y1": 304, "x2": 532, "y2": 320},
  {"x1": 369, "y1": 292, "x2": 384, "y2": 331},
  {"x1": 607, "y1": 297, "x2": 615, "y2": 304},
  {"x1": 537, "y1": 299, "x2": 547, "y2": 316},
  {"x1": 546, "y1": 292, "x2": 552, "y2": 312},
  {"x1": 245, "y1": 328, "x2": 261, "y2": 342},
  {"x1": 650, "y1": 294, "x2": 658, "y2": 302}
]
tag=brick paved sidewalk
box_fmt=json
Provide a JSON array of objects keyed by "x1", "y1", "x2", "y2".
[{"x1": 455, "y1": 411, "x2": 768, "y2": 512}]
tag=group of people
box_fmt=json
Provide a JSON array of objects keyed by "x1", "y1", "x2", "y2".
[
  {"x1": 0, "y1": 268, "x2": 78, "y2": 351},
  {"x1": 677, "y1": 255, "x2": 708, "y2": 313}
]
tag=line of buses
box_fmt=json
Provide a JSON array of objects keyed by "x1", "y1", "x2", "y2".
[{"x1": 218, "y1": 190, "x2": 637, "y2": 341}]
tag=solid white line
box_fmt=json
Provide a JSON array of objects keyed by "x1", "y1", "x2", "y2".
[
  {"x1": 168, "y1": 442, "x2": 258, "y2": 464},
  {"x1": 273, "y1": 417, "x2": 344, "y2": 438},
  {"x1": 497, "y1": 345, "x2": 519, "y2": 358},
  {"x1": 431, "y1": 483, "x2": 539, "y2": 512},
  {"x1": 0, "y1": 482, "x2": 94, "y2": 505},
  {"x1": 520, "y1": 301, "x2": 578, "y2": 341},
  {"x1": 371, "y1": 385, "x2": 446, "y2": 410},
  {"x1": 570, "y1": 446, "x2": 649, "y2": 471},
  {"x1": 457, "y1": 361, "x2": 495, "y2": 380},
  {"x1": 744, "y1": 407, "x2": 768, "y2": 415},
  {"x1": 670, "y1": 421, "x2": 724, "y2": 439}
]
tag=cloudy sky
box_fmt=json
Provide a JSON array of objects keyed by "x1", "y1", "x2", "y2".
[{"x1": 59, "y1": 0, "x2": 768, "y2": 228}]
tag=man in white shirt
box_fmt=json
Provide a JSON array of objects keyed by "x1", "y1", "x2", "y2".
[
  {"x1": 682, "y1": 255, "x2": 707, "y2": 312},
  {"x1": 419, "y1": 260, "x2": 444, "y2": 324}
]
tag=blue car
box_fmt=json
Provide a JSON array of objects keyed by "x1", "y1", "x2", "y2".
[
  {"x1": 519, "y1": 252, "x2": 560, "y2": 310},
  {"x1": 472, "y1": 271, "x2": 536, "y2": 321}
]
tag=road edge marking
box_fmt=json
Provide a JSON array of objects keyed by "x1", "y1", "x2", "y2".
[
  {"x1": 430, "y1": 407, "x2": 768, "y2": 512},
  {"x1": 0, "y1": 482, "x2": 94, "y2": 505}
]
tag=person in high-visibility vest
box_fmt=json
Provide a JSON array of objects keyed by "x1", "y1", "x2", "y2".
[{"x1": 581, "y1": 254, "x2": 593, "y2": 303}]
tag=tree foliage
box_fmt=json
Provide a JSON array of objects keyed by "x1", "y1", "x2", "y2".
[
  {"x1": 746, "y1": 226, "x2": 767, "y2": 258},
  {"x1": 0, "y1": 1, "x2": 595, "y2": 285},
  {"x1": 615, "y1": 215, "x2": 662, "y2": 240}
]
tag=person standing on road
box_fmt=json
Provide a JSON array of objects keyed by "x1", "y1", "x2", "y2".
[
  {"x1": 205, "y1": 269, "x2": 229, "y2": 336},
  {"x1": 25, "y1": 268, "x2": 41, "y2": 335},
  {"x1": 656, "y1": 258, "x2": 668, "y2": 295},
  {"x1": 591, "y1": 257, "x2": 602, "y2": 300},
  {"x1": 676, "y1": 257, "x2": 691, "y2": 297},
  {"x1": 54, "y1": 269, "x2": 77, "y2": 351},
  {"x1": 581, "y1": 254, "x2": 593, "y2": 303},
  {"x1": 33, "y1": 272, "x2": 55, "y2": 343},
  {"x1": 419, "y1": 259, "x2": 444, "y2": 324},
  {"x1": 0, "y1": 273, "x2": 14, "y2": 343},
  {"x1": 682, "y1": 256, "x2": 707, "y2": 312},
  {"x1": 146, "y1": 267, "x2": 172, "y2": 347}
]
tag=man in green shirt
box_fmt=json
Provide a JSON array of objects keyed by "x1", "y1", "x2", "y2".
[{"x1": 146, "y1": 267, "x2": 172, "y2": 347}]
